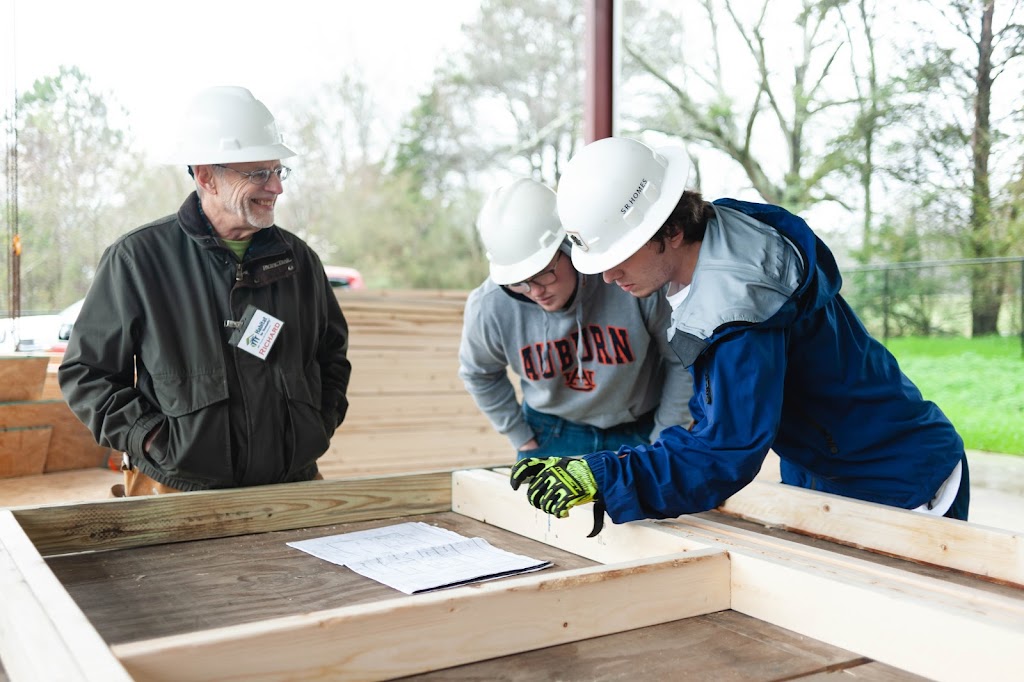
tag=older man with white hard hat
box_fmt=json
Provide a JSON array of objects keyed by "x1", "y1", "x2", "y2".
[{"x1": 60, "y1": 86, "x2": 351, "y2": 496}]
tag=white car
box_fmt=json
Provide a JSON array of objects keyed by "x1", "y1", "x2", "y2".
[{"x1": 0, "y1": 299, "x2": 83, "y2": 354}]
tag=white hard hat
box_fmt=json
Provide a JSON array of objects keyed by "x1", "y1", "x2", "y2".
[
  {"x1": 477, "y1": 178, "x2": 565, "y2": 285},
  {"x1": 557, "y1": 137, "x2": 691, "y2": 274},
  {"x1": 166, "y1": 86, "x2": 296, "y2": 165}
]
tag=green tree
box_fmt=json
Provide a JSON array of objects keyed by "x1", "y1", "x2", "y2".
[
  {"x1": 893, "y1": 0, "x2": 1024, "y2": 335},
  {"x1": 414, "y1": 0, "x2": 585, "y2": 186},
  {"x1": 9, "y1": 66, "x2": 132, "y2": 309}
]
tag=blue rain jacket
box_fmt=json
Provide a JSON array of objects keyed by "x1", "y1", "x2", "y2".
[{"x1": 586, "y1": 199, "x2": 964, "y2": 523}]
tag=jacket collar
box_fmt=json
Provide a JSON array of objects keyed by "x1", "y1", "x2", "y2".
[{"x1": 177, "y1": 192, "x2": 289, "y2": 260}]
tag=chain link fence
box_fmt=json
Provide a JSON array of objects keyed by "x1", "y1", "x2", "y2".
[{"x1": 841, "y1": 257, "x2": 1024, "y2": 354}]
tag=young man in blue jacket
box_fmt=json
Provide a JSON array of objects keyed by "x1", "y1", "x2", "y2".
[{"x1": 511, "y1": 137, "x2": 969, "y2": 526}]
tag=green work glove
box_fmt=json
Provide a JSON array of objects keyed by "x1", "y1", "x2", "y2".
[{"x1": 509, "y1": 456, "x2": 598, "y2": 518}]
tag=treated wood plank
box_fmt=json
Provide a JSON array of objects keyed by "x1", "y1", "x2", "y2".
[
  {"x1": 720, "y1": 479, "x2": 1024, "y2": 587},
  {"x1": 0, "y1": 356, "x2": 49, "y2": 401},
  {"x1": 0, "y1": 426, "x2": 51, "y2": 478},
  {"x1": 111, "y1": 548, "x2": 730, "y2": 682},
  {"x1": 0, "y1": 511, "x2": 132, "y2": 682},
  {"x1": 12, "y1": 472, "x2": 452, "y2": 555}
]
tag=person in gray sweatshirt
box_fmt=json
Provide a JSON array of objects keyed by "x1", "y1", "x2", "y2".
[{"x1": 458, "y1": 178, "x2": 693, "y2": 462}]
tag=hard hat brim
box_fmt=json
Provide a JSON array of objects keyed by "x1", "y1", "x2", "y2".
[
  {"x1": 570, "y1": 145, "x2": 691, "y2": 275},
  {"x1": 164, "y1": 142, "x2": 298, "y2": 166},
  {"x1": 489, "y1": 239, "x2": 564, "y2": 286}
]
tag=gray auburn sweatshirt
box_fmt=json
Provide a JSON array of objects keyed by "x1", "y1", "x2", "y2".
[{"x1": 458, "y1": 270, "x2": 694, "y2": 450}]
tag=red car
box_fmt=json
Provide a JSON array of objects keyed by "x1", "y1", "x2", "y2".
[{"x1": 323, "y1": 265, "x2": 365, "y2": 290}]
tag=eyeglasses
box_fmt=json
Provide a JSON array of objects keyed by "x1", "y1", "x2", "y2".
[
  {"x1": 214, "y1": 164, "x2": 291, "y2": 185},
  {"x1": 505, "y1": 252, "x2": 563, "y2": 293}
]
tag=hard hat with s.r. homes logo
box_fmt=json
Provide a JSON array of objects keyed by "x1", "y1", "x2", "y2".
[
  {"x1": 557, "y1": 137, "x2": 691, "y2": 274},
  {"x1": 166, "y1": 86, "x2": 296, "y2": 165}
]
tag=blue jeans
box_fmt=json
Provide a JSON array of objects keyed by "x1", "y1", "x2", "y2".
[{"x1": 516, "y1": 403, "x2": 654, "y2": 461}]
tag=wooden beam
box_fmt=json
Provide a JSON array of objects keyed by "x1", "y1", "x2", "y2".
[
  {"x1": 12, "y1": 472, "x2": 452, "y2": 556},
  {"x1": 720, "y1": 479, "x2": 1024, "y2": 586},
  {"x1": 656, "y1": 515, "x2": 1024, "y2": 682},
  {"x1": 111, "y1": 549, "x2": 730, "y2": 682},
  {"x1": 453, "y1": 468, "x2": 704, "y2": 562},
  {"x1": 0, "y1": 510, "x2": 132, "y2": 681},
  {"x1": 456, "y1": 468, "x2": 1024, "y2": 682}
]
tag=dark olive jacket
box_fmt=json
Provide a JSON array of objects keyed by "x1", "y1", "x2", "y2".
[{"x1": 58, "y1": 193, "x2": 351, "y2": 491}]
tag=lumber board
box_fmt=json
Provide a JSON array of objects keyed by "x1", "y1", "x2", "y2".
[
  {"x1": 400, "y1": 610, "x2": 916, "y2": 681},
  {"x1": 0, "y1": 426, "x2": 51, "y2": 478},
  {"x1": 0, "y1": 400, "x2": 110, "y2": 472},
  {"x1": 0, "y1": 511, "x2": 132, "y2": 682},
  {"x1": 0, "y1": 356, "x2": 48, "y2": 402},
  {"x1": 342, "y1": 393, "x2": 493, "y2": 423},
  {"x1": 655, "y1": 515, "x2": 1023, "y2": 682},
  {"x1": 41, "y1": 363, "x2": 62, "y2": 400},
  {"x1": 12, "y1": 472, "x2": 452, "y2": 556},
  {"x1": 2, "y1": 468, "x2": 1019, "y2": 681},
  {"x1": 110, "y1": 549, "x2": 730, "y2": 682},
  {"x1": 453, "y1": 468, "x2": 704, "y2": 563},
  {"x1": 346, "y1": 351, "x2": 463, "y2": 394},
  {"x1": 720, "y1": 479, "x2": 1024, "y2": 587},
  {"x1": 457, "y1": 468, "x2": 1024, "y2": 682}
]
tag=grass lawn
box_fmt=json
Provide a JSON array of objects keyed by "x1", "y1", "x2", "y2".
[{"x1": 884, "y1": 335, "x2": 1024, "y2": 456}]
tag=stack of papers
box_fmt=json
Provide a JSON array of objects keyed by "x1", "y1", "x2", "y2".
[{"x1": 287, "y1": 521, "x2": 551, "y2": 594}]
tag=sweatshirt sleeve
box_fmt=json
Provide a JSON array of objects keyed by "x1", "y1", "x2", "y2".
[
  {"x1": 458, "y1": 288, "x2": 533, "y2": 449},
  {"x1": 584, "y1": 326, "x2": 784, "y2": 522},
  {"x1": 57, "y1": 244, "x2": 164, "y2": 457},
  {"x1": 643, "y1": 295, "x2": 695, "y2": 438}
]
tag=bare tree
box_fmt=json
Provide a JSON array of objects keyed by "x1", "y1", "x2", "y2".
[
  {"x1": 901, "y1": 0, "x2": 1024, "y2": 335},
  {"x1": 622, "y1": 0, "x2": 867, "y2": 213}
]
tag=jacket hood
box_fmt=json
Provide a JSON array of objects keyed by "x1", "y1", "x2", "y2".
[{"x1": 712, "y1": 199, "x2": 842, "y2": 316}]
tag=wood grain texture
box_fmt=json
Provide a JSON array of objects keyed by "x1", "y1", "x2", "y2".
[
  {"x1": 720, "y1": 479, "x2": 1024, "y2": 587},
  {"x1": 111, "y1": 549, "x2": 730, "y2": 681},
  {"x1": 0, "y1": 426, "x2": 51, "y2": 478},
  {"x1": 0, "y1": 356, "x2": 49, "y2": 401},
  {"x1": 400, "y1": 610, "x2": 926, "y2": 682},
  {"x1": 13, "y1": 472, "x2": 452, "y2": 556},
  {"x1": 0, "y1": 511, "x2": 132, "y2": 682},
  {"x1": 0, "y1": 400, "x2": 109, "y2": 473},
  {"x1": 47, "y1": 512, "x2": 599, "y2": 644}
]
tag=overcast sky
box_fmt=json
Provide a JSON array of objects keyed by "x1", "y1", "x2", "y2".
[{"x1": 2, "y1": 0, "x2": 480, "y2": 157}]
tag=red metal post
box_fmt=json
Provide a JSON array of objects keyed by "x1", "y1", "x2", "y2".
[{"x1": 585, "y1": 0, "x2": 615, "y2": 143}]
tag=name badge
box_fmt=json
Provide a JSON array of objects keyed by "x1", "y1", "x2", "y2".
[{"x1": 228, "y1": 305, "x2": 284, "y2": 360}]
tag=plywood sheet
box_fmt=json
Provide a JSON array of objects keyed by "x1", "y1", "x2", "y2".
[
  {"x1": 0, "y1": 356, "x2": 49, "y2": 402},
  {"x1": 0, "y1": 426, "x2": 52, "y2": 478},
  {"x1": 0, "y1": 401, "x2": 109, "y2": 472}
]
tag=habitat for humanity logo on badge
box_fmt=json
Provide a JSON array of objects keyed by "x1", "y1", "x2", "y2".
[{"x1": 238, "y1": 309, "x2": 284, "y2": 359}]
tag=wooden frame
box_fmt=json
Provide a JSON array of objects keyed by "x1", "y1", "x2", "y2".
[{"x1": 1, "y1": 469, "x2": 1021, "y2": 681}]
